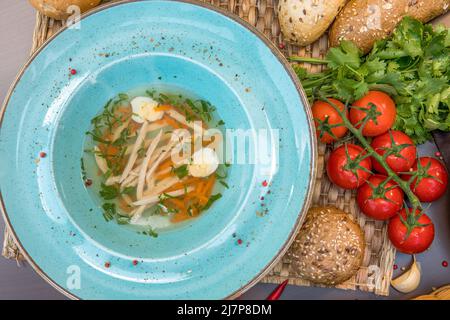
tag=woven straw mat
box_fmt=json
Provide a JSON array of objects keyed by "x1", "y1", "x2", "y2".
[{"x1": 2, "y1": 0, "x2": 396, "y2": 296}]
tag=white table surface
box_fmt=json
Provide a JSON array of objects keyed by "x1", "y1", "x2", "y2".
[{"x1": 0, "y1": 0, "x2": 448, "y2": 300}]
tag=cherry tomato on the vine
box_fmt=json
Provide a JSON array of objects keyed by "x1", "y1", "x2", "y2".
[
  {"x1": 349, "y1": 91, "x2": 396, "y2": 137},
  {"x1": 371, "y1": 130, "x2": 417, "y2": 174},
  {"x1": 311, "y1": 99, "x2": 348, "y2": 144},
  {"x1": 402, "y1": 157, "x2": 448, "y2": 202},
  {"x1": 357, "y1": 174, "x2": 404, "y2": 220},
  {"x1": 327, "y1": 144, "x2": 372, "y2": 189},
  {"x1": 388, "y1": 208, "x2": 434, "y2": 254}
]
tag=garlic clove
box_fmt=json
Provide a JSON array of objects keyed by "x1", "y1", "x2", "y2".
[{"x1": 391, "y1": 256, "x2": 421, "y2": 293}]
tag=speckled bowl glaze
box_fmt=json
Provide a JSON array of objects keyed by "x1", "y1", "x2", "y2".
[{"x1": 0, "y1": 0, "x2": 315, "y2": 299}]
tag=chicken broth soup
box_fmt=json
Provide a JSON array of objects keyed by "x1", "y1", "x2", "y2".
[{"x1": 83, "y1": 89, "x2": 228, "y2": 232}]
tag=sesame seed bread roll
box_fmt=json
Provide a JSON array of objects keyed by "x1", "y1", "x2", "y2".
[
  {"x1": 329, "y1": 0, "x2": 409, "y2": 54},
  {"x1": 329, "y1": 0, "x2": 450, "y2": 54},
  {"x1": 278, "y1": 0, "x2": 348, "y2": 46},
  {"x1": 408, "y1": 0, "x2": 450, "y2": 23},
  {"x1": 289, "y1": 206, "x2": 365, "y2": 285}
]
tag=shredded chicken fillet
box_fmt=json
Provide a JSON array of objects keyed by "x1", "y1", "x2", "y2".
[
  {"x1": 119, "y1": 121, "x2": 149, "y2": 183},
  {"x1": 133, "y1": 187, "x2": 195, "y2": 207},
  {"x1": 130, "y1": 187, "x2": 194, "y2": 223},
  {"x1": 94, "y1": 146, "x2": 108, "y2": 174},
  {"x1": 136, "y1": 130, "x2": 163, "y2": 200}
]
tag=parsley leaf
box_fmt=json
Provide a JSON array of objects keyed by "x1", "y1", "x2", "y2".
[
  {"x1": 102, "y1": 202, "x2": 130, "y2": 224},
  {"x1": 142, "y1": 228, "x2": 159, "y2": 238},
  {"x1": 172, "y1": 164, "x2": 189, "y2": 179},
  {"x1": 203, "y1": 193, "x2": 222, "y2": 210},
  {"x1": 99, "y1": 184, "x2": 120, "y2": 200},
  {"x1": 327, "y1": 41, "x2": 361, "y2": 70},
  {"x1": 219, "y1": 180, "x2": 229, "y2": 189},
  {"x1": 100, "y1": 184, "x2": 135, "y2": 200},
  {"x1": 102, "y1": 203, "x2": 117, "y2": 222},
  {"x1": 122, "y1": 186, "x2": 136, "y2": 195}
]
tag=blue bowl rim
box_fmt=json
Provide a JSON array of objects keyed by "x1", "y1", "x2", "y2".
[{"x1": 0, "y1": 0, "x2": 317, "y2": 300}]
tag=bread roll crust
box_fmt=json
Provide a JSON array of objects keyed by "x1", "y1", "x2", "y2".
[
  {"x1": 329, "y1": 0, "x2": 409, "y2": 53},
  {"x1": 408, "y1": 0, "x2": 450, "y2": 22},
  {"x1": 329, "y1": 0, "x2": 450, "y2": 53},
  {"x1": 29, "y1": 0, "x2": 102, "y2": 20},
  {"x1": 278, "y1": 0, "x2": 347, "y2": 46},
  {"x1": 289, "y1": 206, "x2": 365, "y2": 285}
]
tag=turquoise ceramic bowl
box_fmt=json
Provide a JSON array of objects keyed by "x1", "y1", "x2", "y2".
[{"x1": 0, "y1": 0, "x2": 315, "y2": 299}]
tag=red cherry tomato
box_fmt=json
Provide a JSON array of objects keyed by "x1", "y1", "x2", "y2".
[
  {"x1": 357, "y1": 175, "x2": 404, "y2": 220},
  {"x1": 311, "y1": 99, "x2": 348, "y2": 144},
  {"x1": 388, "y1": 208, "x2": 434, "y2": 254},
  {"x1": 403, "y1": 157, "x2": 448, "y2": 202},
  {"x1": 350, "y1": 91, "x2": 396, "y2": 137},
  {"x1": 327, "y1": 144, "x2": 372, "y2": 189},
  {"x1": 371, "y1": 130, "x2": 417, "y2": 174}
]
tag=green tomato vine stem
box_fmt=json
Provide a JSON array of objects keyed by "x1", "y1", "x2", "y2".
[
  {"x1": 318, "y1": 93, "x2": 422, "y2": 229},
  {"x1": 289, "y1": 56, "x2": 329, "y2": 64}
]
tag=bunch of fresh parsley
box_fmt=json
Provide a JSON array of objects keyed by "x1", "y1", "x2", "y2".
[{"x1": 293, "y1": 17, "x2": 450, "y2": 144}]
